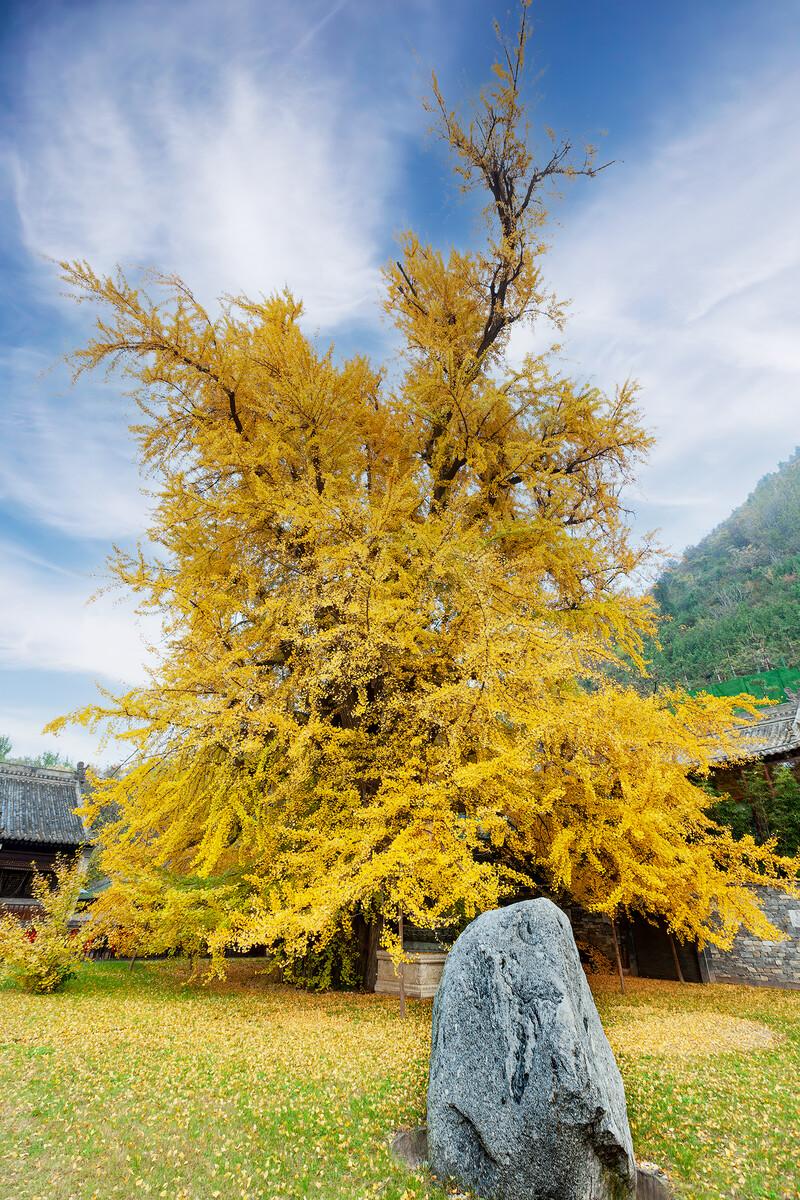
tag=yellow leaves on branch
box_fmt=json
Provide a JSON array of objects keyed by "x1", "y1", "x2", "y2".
[
  {"x1": 52, "y1": 5, "x2": 796, "y2": 968},
  {"x1": 0, "y1": 855, "x2": 86, "y2": 993}
]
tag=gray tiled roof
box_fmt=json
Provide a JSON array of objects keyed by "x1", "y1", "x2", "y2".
[
  {"x1": 0, "y1": 763, "x2": 88, "y2": 845},
  {"x1": 726, "y1": 698, "x2": 800, "y2": 761}
]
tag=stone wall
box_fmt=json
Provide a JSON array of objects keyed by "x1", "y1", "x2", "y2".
[
  {"x1": 568, "y1": 906, "x2": 618, "y2": 971},
  {"x1": 373, "y1": 891, "x2": 800, "y2": 995},
  {"x1": 570, "y1": 889, "x2": 800, "y2": 989},
  {"x1": 704, "y1": 887, "x2": 800, "y2": 989}
]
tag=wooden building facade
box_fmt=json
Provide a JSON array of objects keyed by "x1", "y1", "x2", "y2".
[
  {"x1": 572, "y1": 693, "x2": 800, "y2": 988},
  {"x1": 387, "y1": 694, "x2": 800, "y2": 995},
  {"x1": 0, "y1": 761, "x2": 90, "y2": 922}
]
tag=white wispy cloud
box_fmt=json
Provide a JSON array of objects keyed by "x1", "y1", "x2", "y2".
[
  {"x1": 0, "y1": 555, "x2": 156, "y2": 685},
  {"x1": 0, "y1": 347, "x2": 146, "y2": 540},
  {"x1": 511, "y1": 59, "x2": 800, "y2": 557},
  {"x1": 8, "y1": 0, "x2": 395, "y2": 328},
  {"x1": 1, "y1": 0, "x2": 409, "y2": 558},
  {"x1": 0, "y1": 702, "x2": 126, "y2": 767}
]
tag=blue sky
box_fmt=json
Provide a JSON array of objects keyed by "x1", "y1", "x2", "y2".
[{"x1": 1, "y1": 0, "x2": 799, "y2": 763}]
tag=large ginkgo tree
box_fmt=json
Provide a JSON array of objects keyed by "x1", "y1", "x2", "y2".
[{"x1": 53, "y1": 7, "x2": 796, "y2": 980}]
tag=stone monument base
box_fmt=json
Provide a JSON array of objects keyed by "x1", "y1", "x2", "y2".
[{"x1": 374, "y1": 950, "x2": 447, "y2": 999}]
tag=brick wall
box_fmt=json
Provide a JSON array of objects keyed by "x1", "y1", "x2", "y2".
[
  {"x1": 568, "y1": 906, "x2": 619, "y2": 970},
  {"x1": 704, "y1": 887, "x2": 800, "y2": 989}
]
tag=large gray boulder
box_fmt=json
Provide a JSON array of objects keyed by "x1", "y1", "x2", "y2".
[{"x1": 427, "y1": 899, "x2": 636, "y2": 1200}]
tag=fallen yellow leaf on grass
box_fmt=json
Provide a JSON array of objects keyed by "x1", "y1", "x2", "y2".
[{"x1": 608, "y1": 1007, "x2": 780, "y2": 1058}]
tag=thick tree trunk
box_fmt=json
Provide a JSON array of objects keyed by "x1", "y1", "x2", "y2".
[
  {"x1": 611, "y1": 918, "x2": 626, "y2": 995},
  {"x1": 668, "y1": 933, "x2": 686, "y2": 983},
  {"x1": 355, "y1": 913, "x2": 381, "y2": 991},
  {"x1": 398, "y1": 912, "x2": 406, "y2": 1019}
]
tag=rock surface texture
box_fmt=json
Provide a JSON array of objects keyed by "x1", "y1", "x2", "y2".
[{"x1": 427, "y1": 899, "x2": 637, "y2": 1200}]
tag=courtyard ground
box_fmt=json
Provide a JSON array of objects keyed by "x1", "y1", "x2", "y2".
[{"x1": 0, "y1": 962, "x2": 797, "y2": 1200}]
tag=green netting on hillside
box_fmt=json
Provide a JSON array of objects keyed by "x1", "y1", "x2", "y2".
[{"x1": 691, "y1": 666, "x2": 800, "y2": 701}]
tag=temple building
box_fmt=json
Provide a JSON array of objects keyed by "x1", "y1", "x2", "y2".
[
  {"x1": 378, "y1": 694, "x2": 800, "y2": 997},
  {"x1": 0, "y1": 761, "x2": 91, "y2": 923}
]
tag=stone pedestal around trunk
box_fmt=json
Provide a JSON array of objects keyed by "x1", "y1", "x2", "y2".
[
  {"x1": 427, "y1": 899, "x2": 637, "y2": 1200},
  {"x1": 374, "y1": 950, "x2": 447, "y2": 1000}
]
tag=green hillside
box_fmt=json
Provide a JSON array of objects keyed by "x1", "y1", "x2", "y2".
[
  {"x1": 648, "y1": 449, "x2": 800, "y2": 690},
  {"x1": 693, "y1": 666, "x2": 800, "y2": 702}
]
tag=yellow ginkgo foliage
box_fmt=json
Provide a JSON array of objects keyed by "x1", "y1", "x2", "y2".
[{"x1": 52, "y1": 8, "x2": 796, "y2": 976}]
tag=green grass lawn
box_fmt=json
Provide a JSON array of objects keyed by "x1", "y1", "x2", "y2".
[{"x1": 1, "y1": 963, "x2": 797, "y2": 1200}]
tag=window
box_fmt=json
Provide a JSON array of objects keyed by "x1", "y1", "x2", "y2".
[{"x1": 0, "y1": 868, "x2": 34, "y2": 899}]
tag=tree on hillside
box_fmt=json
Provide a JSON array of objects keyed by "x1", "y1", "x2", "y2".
[
  {"x1": 648, "y1": 450, "x2": 800, "y2": 688},
  {"x1": 0, "y1": 739, "x2": 71, "y2": 768},
  {"x1": 31, "y1": 750, "x2": 74, "y2": 769},
  {"x1": 51, "y1": 5, "x2": 797, "y2": 978},
  {"x1": 0, "y1": 742, "x2": 74, "y2": 769},
  {"x1": 707, "y1": 764, "x2": 800, "y2": 858}
]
